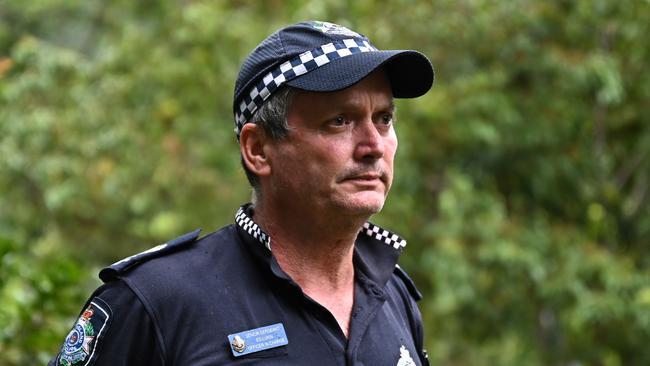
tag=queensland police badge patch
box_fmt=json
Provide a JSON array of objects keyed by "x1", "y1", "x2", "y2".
[{"x1": 56, "y1": 298, "x2": 111, "y2": 366}]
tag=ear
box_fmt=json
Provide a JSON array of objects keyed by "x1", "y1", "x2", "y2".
[{"x1": 239, "y1": 123, "x2": 272, "y2": 177}]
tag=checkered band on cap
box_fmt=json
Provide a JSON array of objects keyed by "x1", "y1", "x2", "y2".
[
  {"x1": 362, "y1": 222, "x2": 407, "y2": 250},
  {"x1": 234, "y1": 38, "x2": 378, "y2": 135}
]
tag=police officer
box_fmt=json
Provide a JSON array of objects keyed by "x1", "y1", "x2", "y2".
[{"x1": 50, "y1": 20, "x2": 434, "y2": 366}]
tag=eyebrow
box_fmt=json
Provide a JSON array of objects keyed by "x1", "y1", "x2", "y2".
[{"x1": 334, "y1": 99, "x2": 395, "y2": 113}]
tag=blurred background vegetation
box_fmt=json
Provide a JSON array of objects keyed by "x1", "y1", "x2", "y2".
[{"x1": 1, "y1": 0, "x2": 649, "y2": 365}]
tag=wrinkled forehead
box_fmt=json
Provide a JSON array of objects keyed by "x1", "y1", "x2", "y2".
[{"x1": 292, "y1": 68, "x2": 393, "y2": 105}]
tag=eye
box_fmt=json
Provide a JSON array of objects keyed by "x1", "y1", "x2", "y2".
[
  {"x1": 379, "y1": 113, "x2": 394, "y2": 126},
  {"x1": 329, "y1": 116, "x2": 348, "y2": 127}
]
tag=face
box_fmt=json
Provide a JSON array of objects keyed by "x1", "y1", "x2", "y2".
[{"x1": 264, "y1": 70, "x2": 398, "y2": 217}]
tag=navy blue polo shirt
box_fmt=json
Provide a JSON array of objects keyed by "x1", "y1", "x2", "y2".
[{"x1": 50, "y1": 204, "x2": 428, "y2": 366}]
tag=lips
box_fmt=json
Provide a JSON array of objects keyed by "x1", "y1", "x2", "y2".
[
  {"x1": 350, "y1": 173, "x2": 381, "y2": 180},
  {"x1": 342, "y1": 172, "x2": 385, "y2": 183}
]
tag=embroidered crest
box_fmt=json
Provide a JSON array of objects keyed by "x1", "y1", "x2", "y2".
[
  {"x1": 57, "y1": 298, "x2": 111, "y2": 366},
  {"x1": 396, "y1": 345, "x2": 416, "y2": 366},
  {"x1": 309, "y1": 21, "x2": 361, "y2": 38}
]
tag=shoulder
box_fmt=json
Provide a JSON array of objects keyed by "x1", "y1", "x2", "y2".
[
  {"x1": 95, "y1": 225, "x2": 248, "y2": 327},
  {"x1": 98, "y1": 228, "x2": 202, "y2": 282},
  {"x1": 98, "y1": 225, "x2": 240, "y2": 283},
  {"x1": 391, "y1": 264, "x2": 423, "y2": 301}
]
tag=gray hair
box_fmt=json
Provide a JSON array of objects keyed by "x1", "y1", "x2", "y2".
[{"x1": 240, "y1": 86, "x2": 295, "y2": 194}]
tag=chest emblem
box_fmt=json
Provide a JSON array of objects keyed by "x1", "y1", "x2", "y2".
[
  {"x1": 231, "y1": 335, "x2": 246, "y2": 353},
  {"x1": 397, "y1": 345, "x2": 416, "y2": 366}
]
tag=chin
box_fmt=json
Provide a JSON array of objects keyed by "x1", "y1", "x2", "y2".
[{"x1": 335, "y1": 192, "x2": 386, "y2": 216}]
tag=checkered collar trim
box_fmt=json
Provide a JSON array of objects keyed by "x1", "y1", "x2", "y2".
[
  {"x1": 235, "y1": 206, "x2": 271, "y2": 250},
  {"x1": 234, "y1": 38, "x2": 378, "y2": 135},
  {"x1": 234, "y1": 205, "x2": 407, "y2": 251},
  {"x1": 361, "y1": 221, "x2": 407, "y2": 250}
]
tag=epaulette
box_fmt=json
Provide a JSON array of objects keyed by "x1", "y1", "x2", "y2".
[
  {"x1": 394, "y1": 264, "x2": 423, "y2": 301},
  {"x1": 99, "y1": 229, "x2": 201, "y2": 282}
]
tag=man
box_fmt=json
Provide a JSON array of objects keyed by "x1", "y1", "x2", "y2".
[{"x1": 50, "y1": 20, "x2": 434, "y2": 366}]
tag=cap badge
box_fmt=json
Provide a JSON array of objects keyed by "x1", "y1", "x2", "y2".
[{"x1": 309, "y1": 21, "x2": 361, "y2": 38}]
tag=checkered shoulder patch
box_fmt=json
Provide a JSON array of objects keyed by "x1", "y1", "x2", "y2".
[
  {"x1": 235, "y1": 207, "x2": 271, "y2": 250},
  {"x1": 361, "y1": 222, "x2": 407, "y2": 250}
]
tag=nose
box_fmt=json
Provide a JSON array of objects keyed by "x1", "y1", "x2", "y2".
[{"x1": 353, "y1": 119, "x2": 385, "y2": 162}]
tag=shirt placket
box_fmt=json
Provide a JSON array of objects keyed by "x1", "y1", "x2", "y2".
[{"x1": 345, "y1": 274, "x2": 389, "y2": 366}]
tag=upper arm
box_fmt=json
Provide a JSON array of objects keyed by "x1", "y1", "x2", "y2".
[{"x1": 49, "y1": 280, "x2": 164, "y2": 366}]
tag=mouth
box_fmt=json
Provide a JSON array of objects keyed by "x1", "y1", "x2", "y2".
[{"x1": 342, "y1": 172, "x2": 385, "y2": 184}]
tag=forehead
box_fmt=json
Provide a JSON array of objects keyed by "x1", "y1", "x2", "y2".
[{"x1": 291, "y1": 70, "x2": 393, "y2": 110}]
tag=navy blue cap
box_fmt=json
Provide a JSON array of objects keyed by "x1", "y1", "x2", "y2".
[{"x1": 233, "y1": 21, "x2": 434, "y2": 135}]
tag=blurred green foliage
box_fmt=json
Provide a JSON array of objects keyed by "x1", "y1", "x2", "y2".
[{"x1": 1, "y1": 0, "x2": 649, "y2": 365}]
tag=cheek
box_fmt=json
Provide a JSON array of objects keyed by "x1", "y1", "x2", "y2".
[
  {"x1": 268, "y1": 146, "x2": 303, "y2": 183},
  {"x1": 384, "y1": 138, "x2": 398, "y2": 193},
  {"x1": 384, "y1": 135, "x2": 398, "y2": 165},
  {"x1": 307, "y1": 138, "x2": 350, "y2": 167},
  {"x1": 276, "y1": 146, "x2": 332, "y2": 179},
  {"x1": 272, "y1": 135, "x2": 353, "y2": 181}
]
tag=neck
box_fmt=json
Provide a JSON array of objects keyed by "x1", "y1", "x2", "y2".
[
  {"x1": 252, "y1": 200, "x2": 368, "y2": 337},
  {"x1": 253, "y1": 200, "x2": 365, "y2": 284}
]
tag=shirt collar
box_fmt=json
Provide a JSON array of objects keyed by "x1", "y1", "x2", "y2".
[
  {"x1": 235, "y1": 204, "x2": 271, "y2": 250},
  {"x1": 234, "y1": 203, "x2": 406, "y2": 287}
]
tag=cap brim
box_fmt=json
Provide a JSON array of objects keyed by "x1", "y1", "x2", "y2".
[{"x1": 285, "y1": 50, "x2": 434, "y2": 98}]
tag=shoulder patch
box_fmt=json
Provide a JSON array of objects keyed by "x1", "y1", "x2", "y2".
[
  {"x1": 99, "y1": 229, "x2": 201, "y2": 282},
  {"x1": 394, "y1": 265, "x2": 423, "y2": 301},
  {"x1": 55, "y1": 297, "x2": 112, "y2": 366}
]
